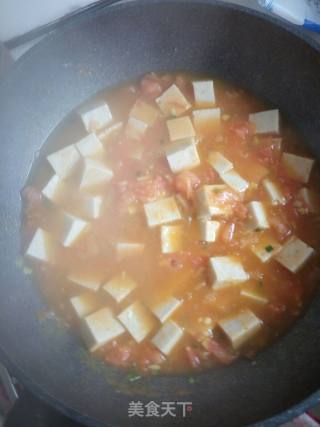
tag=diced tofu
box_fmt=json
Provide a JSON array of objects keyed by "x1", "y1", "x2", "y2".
[
  {"x1": 196, "y1": 185, "x2": 235, "y2": 218},
  {"x1": 47, "y1": 144, "x2": 81, "y2": 179},
  {"x1": 275, "y1": 236, "x2": 315, "y2": 273},
  {"x1": 249, "y1": 109, "x2": 279, "y2": 134},
  {"x1": 156, "y1": 84, "x2": 191, "y2": 116},
  {"x1": 166, "y1": 116, "x2": 195, "y2": 142},
  {"x1": 125, "y1": 117, "x2": 148, "y2": 141},
  {"x1": 67, "y1": 270, "x2": 105, "y2": 292},
  {"x1": 70, "y1": 292, "x2": 100, "y2": 318},
  {"x1": 151, "y1": 320, "x2": 184, "y2": 355},
  {"x1": 144, "y1": 197, "x2": 182, "y2": 227},
  {"x1": 198, "y1": 220, "x2": 220, "y2": 242},
  {"x1": 282, "y1": 153, "x2": 314, "y2": 184},
  {"x1": 80, "y1": 195, "x2": 103, "y2": 219},
  {"x1": 192, "y1": 108, "x2": 220, "y2": 133},
  {"x1": 209, "y1": 256, "x2": 250, "y2": 289},
  {"x1": 240, "y1": 289, "x2": 268, "y2": 305},
  {"x1": 208, "y1": 151, "x2": 233, "y2": 175},
  {"x1": 151, "y1": 296, "x2": 182, "y2": 323},
  {"x1": 79, "y1": 158, "x2": 113, "y2": 192},
  {"x1": 116, "y1": 242, "x2": 145, "y2": 259},
  {"x1": 82, "y1": 307, "x2": 125, "y2": 352},
  {"x1": 80, "y1": 103, "x2": 113, "y2": 132},
  {"x1": 118, "y1": 302, "x2": 156, "y2": 343},
  {"x1": 76, "y1": 133, "x2": 105, "y2": 158},
  {"x1": 296, "y1": 187, "x2": 319, "y2": 214},
  {"x1": 60, "y1": 214, "x2": 89, "y2": 247},
  {"x1": 192, "y1": 80, "x2": 216, "y2": 106},
  {"x1": 98, "y1": 122, "x2": 123, "y2": 144},
  {"x1": 262, "y1": 179, "x2": 286, "y2": 205},
  {"x1": 42, "y1": 174, "x2": 67, "y2": 204},
  {"x1": 103, "y1": 272, "x2": 137, "y2": 303},
  {"x1": 220, "y1": 170, "x2": 249, "y2": 193},
  {"x1": 218, "y1": 309, "x2": 262, "y2": 349},
  {"x1": 250, "y1": 233, "x2": 282, "y2": 263},
  {"x1": 165, "y1": 137, "x2": 200, "y2": 173},
  {"x1": 247, "y1": 201, "x2": 269, "y2": 230},
  {"x1": 129, "y1": 99, "x2": 159, "y2": 126},
  {"x1": 161, "y1": 225, "x2": 184, "y2": 253},
  {"x1": 25, "y1": 228, "x2": 56, "y2": 263}
]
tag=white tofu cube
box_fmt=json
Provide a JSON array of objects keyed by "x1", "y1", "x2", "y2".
[
  {"x1": 25, "y1": 228, "x2": 56, "y2": 263},
  {"x1": 249, "y1": 109, "x2": 279, "y2": 134},
  {"x1": 262, "y1": 179, "x2": 286, "y2": 205},
  {"x1": 118, "y1": 302, "x2": 156, "y2": 343},
  {"x1": 240, "y1": 289, "x2": 268, "y2": 305},
  {"x1": 247, "y1": 201, "x2": 269, "y2": 230},
  {"x1": 218, "y1": 309, "x2": 262, "y2": 349},
  {"x1": 151, "y1": 320, "x2": 184, "y2": 355},
  {"x1": 82, "y1": 307, "x2": 125, "y2": 352},
  {"x1": 282, "y1": 153, "x2": 314, "y2": 184},
  {"x1": 98, "y1": 121, "x2": 123, "y2": 144},
  {"x1": 220, "y1": 170, "x2": 249, "y2": 193},
  {"x1": 165, "y1": 137, "x2": 200, "y2": 173},
  {"x1": 103, "y1": 272, "x2": 137, "y2": 303},
  {"x1": 60, "y1": 214, "x2": 89, "y2": 247},
  {"x1": 208, "y1": 151, "x2": 233, "y2": 175},
  {"x1": 166, "y1": 116, "x2": 195, "y2": 142},
  {"x1": 192, "y1": 108, "x2": 221, "y2": 132},
  {"x1": 125, "y1": 117, "x2": 148, "y2": 141},
  {"x1": 156, "y1": 84, "x2": 191, "y2": 116},
  {"x1": 42, "y1": 174, "x2": 67, "y2": 205},
  {"x1": 250, "y1": 233, "x2": 282, "y2": 263},
  {"x1": 296, "y1": 187, "x2": 319, "y2": 214},
  {"x1": 209, "y1": 256, "x2": 250, "y2": 289},
  {"x1": 79, "y1": 159, "x2": 113, "y2": 192},
  {"x1": 196, "y1": 185, "x2": 235, "y2": 218},
  {"x1": 47, "y1": 144, "x2": 81, "y2": 180},
  {"x1": 144, "y1": 197, "x2": 182, "y2": 227},
  {"x1": 192, "y1": 80, "x2": 216, "y2": 106},
  {"x1": 129, "y1": 99, "x2": 159, "y2": 126},
  {"x1": 198, "y1": 220, "x2": 220, "y2": 242},
  {"x1": 80, "y1": 103, "x2": 113, "y2": 133},
  {"x1": 67, "y1": 270, "x2": 104, "y2": 292},
  {"x1": 70, "y1": 292, "x2": 100, "y2": 318},
  {"x1": 80, "y1": 195, "x2": 103, "y2": 219},
  {"x1": 275, "y1": 236, "x2": 315, "y2": 273},
  {"x1": 151, "y1": 296, "x2": 182, "y2": 323},
  {"x1": 116, "y1": 242, "x2": 145, "y2": 259},
  {"x1": 76, "y1": 133, "x2": 105, "y2": 158},
  {"x1": 161, "y1": 225, "x2": 184, "y2": 253}
]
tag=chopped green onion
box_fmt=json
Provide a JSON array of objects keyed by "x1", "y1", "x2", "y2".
[
  {"x1": 188, "y1": 376, "x2": 196, "y2": 384},
  {"x1": 265, "y1": 245, "x2": 274, "y2": 253},
  {"x1": 127, "y1": 373, "x2": 141, "y2": 382}
]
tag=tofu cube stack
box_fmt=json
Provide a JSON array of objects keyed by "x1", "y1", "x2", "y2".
[
  {"x1": 103, "y1": 272, "x2": 137, "y2": 303},
  {"x1": 262, "y1": 179, "x2": 286, "y2": 205},
  {"x1": 218, "y1": 309, "x2": 262, "y2": 349},
  {"x1": 151, "y1": 296, "x2": 182, "y2": 323},
  {"x1": 160, "y1": 225, "x2": 184, "y2": 253},
  {"x1": 198, "y1": 219, "x2": 220, "y2": 242},
  {"x1": 208, "y1": 151, "x2": 249, "y2": 193},
  {"x1": 47, "y1": 144, "x2": 81, "y2": 180},
  {"x1": 144, "y1": 196, "x2": 182, "y2": 227},
  {"x1": 196, "y1": 185, "x2": 235, "y2": 218},
  {"x1": 209, "y1": 256, "x2": 250, "y2": 289},
  {"x1": 25, "y1": 228, "x2": 57, "y2": 264},
  {"x1": 151, "y1": 320, "x2": 184, "y2": 356},
  {"x1": 249, "y1": 109, "x2": 280, "y2": 134},
  {"x1": 118, "y1": 302, "x2": 157, "y2": 343},
  {"x1": 192, "y1": 108, "x2": 221, "y2": 133},
  {"x1": 80, "y1": 158, "x2": 113, "y2": 192},
  {"x1": 165, "y1": 137, "x2": 200, "y2": 173},
  {"x1": 67, "y1": 270, "x2": 105, "y2": 292},
  {"x1": 70, "y1": 291, "x2": 101, "y2": 318},
  {"x1": 60, "y1": 213, "x2": 89, "y2": 247},
  {"x1": 275, "y1": 236, "x2": 315, "y2": 273},
  {"x1": 42, "y1": 174, "x2": 68, "y2": 205},
  {"x1": 75, "y1": 133, "x2": 105, "y2": 159},
  {"x1": 250, "y1": 233, "x2": 282, "y2": 263},
  {"x1": 82, "y1": 307, "x2": 125, "y2": 352},
  {"x1": 192, "y1": 80, "x2": 216, "y2": 107},
  {"x1": 246, "y1": 201, "x2": 269, "y2": 231}
]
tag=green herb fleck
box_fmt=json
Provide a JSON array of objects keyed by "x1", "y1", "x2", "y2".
[
  {"x1": 188, "y1": 376, "x2": 196, "y2": 384},
  {"x1": 265, "y1": 245, "x2": 274, "y2": 253},
  {"x1": 127, "y1": 373, "x2": 141, "y2": 382}
]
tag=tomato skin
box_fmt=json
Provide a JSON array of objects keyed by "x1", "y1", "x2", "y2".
[
  {"x1": 202, "y1": 338, "x2": 237, "y2": 365},
  {"x1": 105, "y1": 344, "x2": 133, "y2": 368},
  {"x1": 140, "y1": 73, "x2": 163, "y2": 100},
  {"x1": 139, "y1": 346, "x2": 166, "y2": 371},
  {"x1": 174, "y1": 171, "x2": 201, "y2": 200},
  {"x1": 227, "y1": 120, "x2": 254, "y2": 141},
  {"x1": 185, "y1": 346, "x2": 201, "y2": 368}
]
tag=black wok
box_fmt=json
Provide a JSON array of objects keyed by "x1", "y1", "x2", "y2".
[{"x1": 0, "y1": 1, "x2": 320, "y2": 426}]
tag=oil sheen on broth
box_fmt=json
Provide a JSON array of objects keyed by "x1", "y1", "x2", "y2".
[{"x1": 21, "y1": 73, "x2": 320, "y2": 374}]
